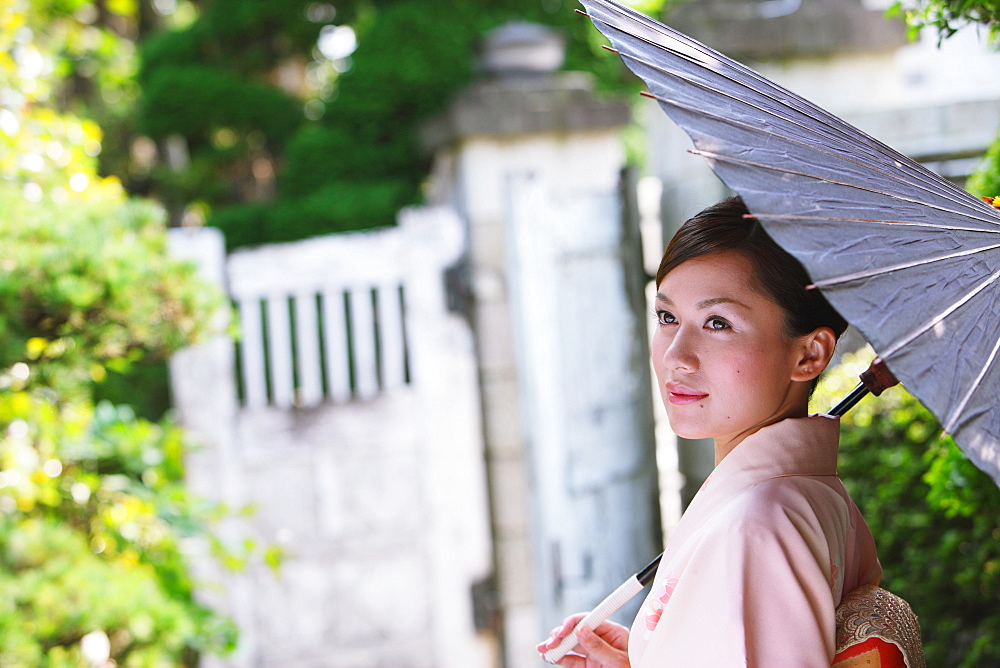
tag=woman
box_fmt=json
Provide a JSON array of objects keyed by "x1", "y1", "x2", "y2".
[{"x1": 537, "y1": 196, "x2": 882, "y2": 667}]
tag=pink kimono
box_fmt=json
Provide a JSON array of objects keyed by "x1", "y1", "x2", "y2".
[{"x1": 629, "y1": 415, "x2": 882, "y2": 667}]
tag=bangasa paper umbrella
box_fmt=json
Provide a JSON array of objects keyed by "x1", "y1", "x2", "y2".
[{"x1": 543, "y1": 0, "x2": 1000, "y2": 662}]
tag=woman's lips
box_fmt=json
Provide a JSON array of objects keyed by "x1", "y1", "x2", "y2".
[{"x1": 666, "y1": 383, "x2": 708, "y2": 405}]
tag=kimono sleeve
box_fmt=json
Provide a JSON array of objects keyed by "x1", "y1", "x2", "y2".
[{"x1": 634, "y1": 479, "x2": 846, "y2": 667}]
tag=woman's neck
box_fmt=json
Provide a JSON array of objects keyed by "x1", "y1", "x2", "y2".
[{"x1": 713, "y1": 399, "x2": 810, "y2": 465}]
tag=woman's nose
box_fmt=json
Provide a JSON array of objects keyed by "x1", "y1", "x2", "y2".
[{"x1": 661, "y1": 328, "x2": 698, "y2": 371}]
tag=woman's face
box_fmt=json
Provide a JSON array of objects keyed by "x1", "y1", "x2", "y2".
[{"x1": 651, "y1": 250, "x2": 810, "y2": 452}]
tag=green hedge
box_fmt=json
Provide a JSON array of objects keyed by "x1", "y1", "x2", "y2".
[
  {"x1": 814, "y1": 350, "x2": 1000, "y2": 667},
  {"x1": 0, "y1": 182, "x2": 242, "y2": 665}
]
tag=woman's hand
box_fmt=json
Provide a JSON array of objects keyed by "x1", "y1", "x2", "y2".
[{"x1": 536, "y1": 613, "x2": 631, "y2": 667}]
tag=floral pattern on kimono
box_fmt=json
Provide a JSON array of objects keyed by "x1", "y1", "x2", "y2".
[{"x1": 641, "y1": 575, "x2": 679, "y2": 639}]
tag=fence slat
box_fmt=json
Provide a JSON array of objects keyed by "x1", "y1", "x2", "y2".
[
  {"x1": 238, "y1": 298, "x2": 267, "y2": 408},
  {"x1": 377, "y1": 284, "x2": 406, "y2": 390},
  {"x1": 225, "y1": 208, "x2": 463, "y2": 408},
  {"x1": 294, "y1": 292, "x2": 323, "y2": 407},
  {"x1": 323, "y1": 289, "x2": 351, "y2": 403},
  {"x1": 350, "y1": 287, "x2": 378, "y2": 400},
  {"x1": 266, "y1": 295, "x2": 294, "y2": 409}
]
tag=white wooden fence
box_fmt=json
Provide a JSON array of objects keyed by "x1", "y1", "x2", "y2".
[
  {"x1": 229, "y1": 231, "x2": 412, "y2": 408},
  {"x1": 169, "y1": 207, "x2": 495, "y2": 668}
]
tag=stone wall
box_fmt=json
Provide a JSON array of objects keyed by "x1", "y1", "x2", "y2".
[{"x1": 421, "y1": 22, "x2": 662, "y2": 667}]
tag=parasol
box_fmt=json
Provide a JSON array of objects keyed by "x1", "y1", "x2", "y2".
[
  {"x1": 542, "y1": 0, "x2": 1000, "y2": 662},
  {"x1": 579, "y1": 0, "x2": 1000, "y2": 484}
]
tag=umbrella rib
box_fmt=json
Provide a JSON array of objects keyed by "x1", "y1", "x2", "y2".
[
  {"x1": 641, "y1": 91, "x2": 995, "y2": 221},
  {"x1": 943, "y1": 334, "x2": 1000, "y2": 435},
  {"x1": 627, "y1": 52, "x2": 912, "y2": 169},
  {"x1": 750, "y1": 213, "x2": 1000, "y2": 235},
  {"x1": 808, "y1": 243, "x2": 1000, "y2": 289},
  {"x1": 588, "y1": 8, "x2": 951, "y2": 186},
  {"x1": 588, "y1": 3, "x2": 998, "y2": 219},
  {"x1": 880, "y1": 267, "x2": 1000, "y2": 360},
  {"x1": 587, "y1": 3, "x2": 863, "y2": 136},
  {"x1": 690, "y1": 148, "x2": 988, "y2": 221}
]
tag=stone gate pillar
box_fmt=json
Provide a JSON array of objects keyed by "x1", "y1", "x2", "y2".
[{"x1": 422, "y1": 22, "x2": 661, "y2": 667}]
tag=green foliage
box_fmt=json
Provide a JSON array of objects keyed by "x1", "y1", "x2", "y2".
[
  {"x1": 140, "y1": 0, "x2": 330, "y2": 76},
  {"x1": 0, "y1": 393, "x2": 238, "y2": 666},
  {"x1": 0, "y1": 0, "x2": 145, "y2": 198},
  {"x1": 1, "y1": 0, "x2": 139, "y2": 111},
  {"x1": 211, "y1": 179, "x2": 414, "y2": 250},
  {"x1": 135, "y1": 0, "x2": 644, "y2": 248},
  {"x1": 2, "y1": 1, "x2": 249, "y2": 663},
  {"x1": 890, "y1": 0, "x2": 1000, "y2": 40},
  {"x1": 0, "y1": 178, "x2": 241, "y2": 663},
  {"x1": 140, "y1": 66, "x2": 302, "y2": 145},
  {"x1": 93, "y1": 360, "x2": 173, "y2": 422},
  {"x1": 967, "y1": 131, "x2": 1000, "y2": 198},
  {"x1": 279, "y1": 0, "x2": 640, "y2": 232},
  {"x1": 0, "y1": 182, "x2": 223, "y2": 397},
  {"x1": 814, "y1": 350, "x2": 1000, "y2": 667},
  {"x1": 134, "y1": 0, "x2": 334, "y2": 229},
  {"x1": 278, "y1": 124, "x2": 413, "y2": 197}
]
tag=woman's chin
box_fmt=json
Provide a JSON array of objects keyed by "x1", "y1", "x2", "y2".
[{"x1": 666, "y1": 420, "x2": 712, "y2": 441}]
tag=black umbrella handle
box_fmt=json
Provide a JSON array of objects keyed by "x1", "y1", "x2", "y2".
[
  {"x1": 828, "y1": 358, "x2": 899, "y2": 417},
  {"x1": 829, "y1": 383, "x2": 868, "y2": 416}
]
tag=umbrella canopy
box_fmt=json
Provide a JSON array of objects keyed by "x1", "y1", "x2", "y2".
[{"x1": 580, "y1": 0, "x2": 1000, "y2": 486}]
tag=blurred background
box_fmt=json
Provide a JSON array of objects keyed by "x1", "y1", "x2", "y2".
[{"x1": 2, "y1": 0, "x2": 1000, "y2": 666}]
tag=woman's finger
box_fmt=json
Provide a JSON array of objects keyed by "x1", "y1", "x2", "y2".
[
  {"x1": 553, "y1": 652, "x2": 586, "y2": 668},
  {"x1": 577, "y1": 626, "x2": 630, "y2": 667},
  {"x1": 591, "y1": 620, "x2": 631, "y2": 651},
  {"x1": 559, "y1": 613, "x2": 587, "y2": 633},
  {"x1": 538, "y1": 613, "x2": 588, "y2": 651}
]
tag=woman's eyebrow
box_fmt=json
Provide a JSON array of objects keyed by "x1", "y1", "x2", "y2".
[
  {"x1": 654, "y1": 293, "x2": 749, "y2": 310},
  {"x1": 696, "y1": 296, "x2": 750, "y2": 310}
]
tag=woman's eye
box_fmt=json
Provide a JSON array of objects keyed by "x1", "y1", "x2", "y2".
[
  {"x1": 655, "y1": 309, "x2": 676, "y2": 325},
  {"x1": 706, "y1": 317, "x2": 731, "y2": 330}
]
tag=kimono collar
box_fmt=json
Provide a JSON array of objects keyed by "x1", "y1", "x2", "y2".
[{"x1": 719, "y1": 414, "x2": 841, "y2": 480}]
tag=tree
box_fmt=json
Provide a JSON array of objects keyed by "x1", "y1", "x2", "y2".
[
  {"x1": 132, "y1": 0, "x2": 655, "y2": 249},
  {"x1": 0, "y1": 182, "x2": 244, "y2": 666},
  {"x1": 1, "y1": 1, "x2": 243, "y2": 663},
  {"x1": 891, "y1": 0, "x2": 1000, "y2": 39}
]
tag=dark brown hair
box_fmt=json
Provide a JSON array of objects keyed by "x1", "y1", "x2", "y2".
[{"x1": 656, "y1": 196, "x2": 848, "y2": 339}]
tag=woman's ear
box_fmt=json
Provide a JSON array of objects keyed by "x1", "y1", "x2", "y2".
[{"x1": 791, "y1": 327, "x2": 838, "y2": 382}]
